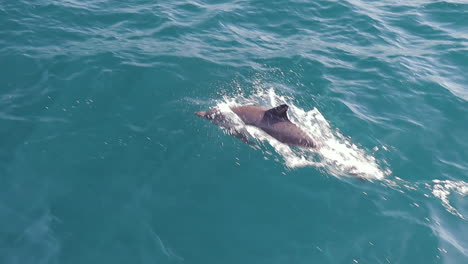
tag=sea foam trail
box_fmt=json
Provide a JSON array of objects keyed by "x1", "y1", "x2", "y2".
[
  {"x1": 430, "y1": 180, "x2": 468, "y2": 220},
  {"x1": 213, "y1": 88, "x2": 390, "y2": 181}
]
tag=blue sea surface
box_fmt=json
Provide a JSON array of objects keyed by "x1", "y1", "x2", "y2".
[{"x1": 1, "y1": 0, "x2": 468, "y2": 263}]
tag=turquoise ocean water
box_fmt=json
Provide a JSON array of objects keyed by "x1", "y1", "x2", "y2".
[{"x1": 1, "y1": 0, "x2": 468, "y2": 263}]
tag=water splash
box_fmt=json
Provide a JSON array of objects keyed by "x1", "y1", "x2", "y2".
[
  {"x1": 431, "y1": 180, "x2": 468, "y2": 219},
  {"x1": 212, "y1": 88, "x2": 390, "y2": 180}
]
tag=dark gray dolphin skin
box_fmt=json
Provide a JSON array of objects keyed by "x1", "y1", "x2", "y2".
[{"x1": 196, "y1": 104, "x2": 316, "y2": 148}]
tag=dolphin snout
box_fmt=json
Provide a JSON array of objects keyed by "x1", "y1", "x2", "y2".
[{"x1": 195, "y1": 111, "x2": 206, "y2": 117}]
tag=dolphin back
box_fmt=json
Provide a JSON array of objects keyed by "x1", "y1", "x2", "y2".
[{"x1": 197, "y1": 104, "x2": 316, "y2": 148}]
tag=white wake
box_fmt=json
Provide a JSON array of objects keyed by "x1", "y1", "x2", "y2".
[{"x1": 212, "y1": 88, "x2": 391, "y2": 181}]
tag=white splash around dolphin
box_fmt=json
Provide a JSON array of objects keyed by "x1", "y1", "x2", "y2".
[{"x1": 212, "y1": 88, "x2": 391, "y2": 181}]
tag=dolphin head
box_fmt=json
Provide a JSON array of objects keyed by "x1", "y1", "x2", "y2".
[
  {"x1": 195, "y1": 111, "x2": 207, "y2": 118},
  {"x1": 195, "y1": 108, "x2": 222, "y2": 121}
]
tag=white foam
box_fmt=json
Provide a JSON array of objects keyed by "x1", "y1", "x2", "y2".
[
  {"x1": 431, "y1": 180, "x2": 468, "y2": 219},
  {"x1": 213, "y1": 88, "x2": 390, "y2": 180}
]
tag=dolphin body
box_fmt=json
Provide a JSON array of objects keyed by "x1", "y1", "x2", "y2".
[{"x1": 196, "y1": 104, "x2": 316, "y2": 148}]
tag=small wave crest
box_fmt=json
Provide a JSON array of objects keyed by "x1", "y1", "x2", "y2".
[
  {"x1": 211, "y1": 88, "x2": 390, "y2": 180},
  {"x1": 430, "y1": 180, "x2": 468, "y2": 219}
]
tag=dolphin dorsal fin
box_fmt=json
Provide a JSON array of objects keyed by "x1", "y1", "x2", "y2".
[{"x1": 264, "y1": 104, "x2": 290, "y2": 121}]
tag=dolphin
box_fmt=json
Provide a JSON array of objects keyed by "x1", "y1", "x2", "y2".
[{"x1": 195, "y1": 104, "x2": 316, "y2": 148}]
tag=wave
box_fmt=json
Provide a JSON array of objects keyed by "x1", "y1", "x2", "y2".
[{"x1": 430, "y1": 179, "x2": 468, "y2": 219}]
